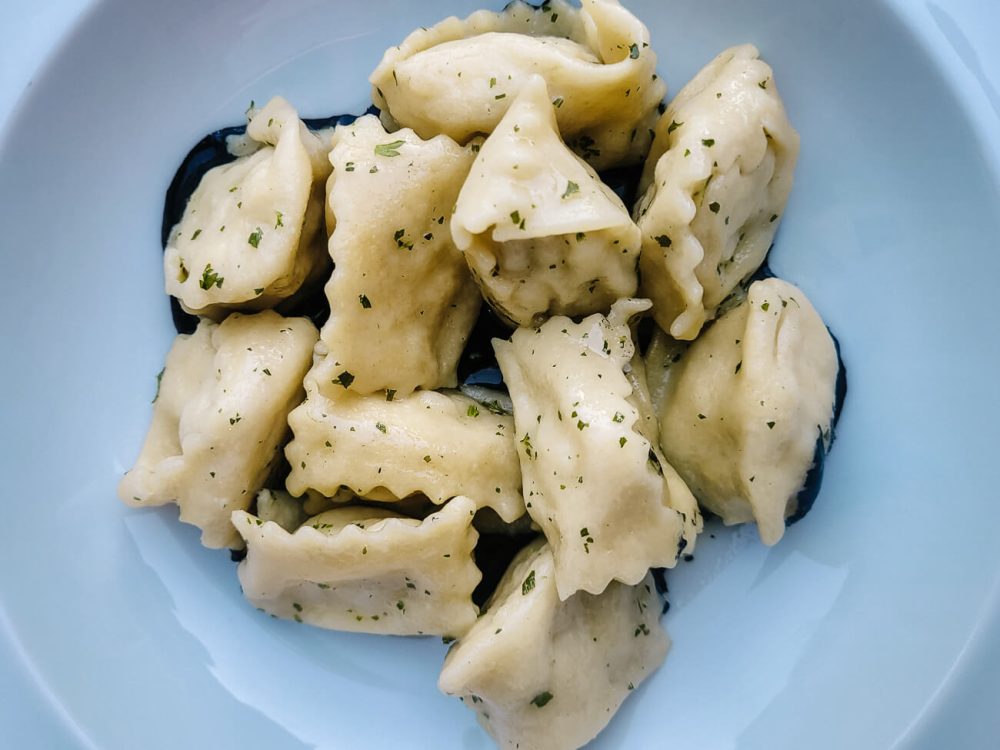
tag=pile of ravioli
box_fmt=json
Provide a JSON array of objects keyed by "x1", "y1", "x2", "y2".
[{"x1": 119, "y1": 1, "x2": 842, "y2": 748}]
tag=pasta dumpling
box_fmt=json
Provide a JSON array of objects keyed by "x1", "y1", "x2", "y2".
[
  {"x1": 439, "y1": 539, "x2": 668, "y2": 750},
  {"x1": 494, "y1": 298, "x2": 700, "y2": 600},
  {"x1": 285, "y1": 368, "x2": 525, "y2": 523},
  {"x1": 118, "y1": 311, "x2": 318, "y2": 548},
  {"x1": 314, "y1": 115, "x2": 482, "y2": 396},
  {"x1": 164, "y1": 97, "x2": 332, "y2": 318},
  {"x1": 656, "y1": 278, "x2": 838, "y2": 545},
  {"x1": 370, "y1": 0, "x2": 665, "y2": 169},
  {"x1": 234, "y1": 496, "x2": 480, "y2": 637},
  {"x1": 452, "y1": 75, "x2": 641, "y2": 328},
  {"x1": 635, "y1": 45, "x2": 800, "y2": 340}
]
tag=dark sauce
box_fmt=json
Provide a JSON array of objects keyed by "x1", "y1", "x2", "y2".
[
  {"x1": 787, "y1": 331, "x2": 848, "y2": 526},
  {"x1": 634, "y1": 315, "x2": 657, "y2": 354},
  {"x1": 457, "y1": 306, "x2": 512, "y2": 389},
  {"x1": 650, "y1": 567, "x2": 670, "y2": 614},
  {"x1": 599, "y1": 163, "x2": 645, "y2": 210},
  {"x1": 472, "y1": 533, "x2": 538, "y2": 608},
  {"x1": 503, "y1": 0, "x2": 552, "y2": 12},
  {"x1": 749, "y1": 258, "x2": 777, "y2": 283}
]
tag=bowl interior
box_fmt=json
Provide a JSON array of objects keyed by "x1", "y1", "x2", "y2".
[{"x1": 1, "y1": 0, "x2": 999, "y2": 748}]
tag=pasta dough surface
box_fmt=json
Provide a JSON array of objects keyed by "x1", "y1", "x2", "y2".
[
  {"x1": 286, "y1": 369, "x2": 525, "y2": 523},
  {"x1": 234, "y1": 496, "x2": 480, "y2": 637},
  {"x1": 495, "y1": 299, "x2": 700, "y2": 599},
  {"x1": 371, "y1": 0, "x2": 665, "y2": 169},
  {"x1": 439, "y1": 539, "x2": 668, "y2": 750},
  {"x1": 164, "y1": 97, "x2": 331, "y2": 318},
  {"x1": 657, "y1": 278, "x2": 838, "y2": 544},
  {"x1": 118, "y1": 311, "x2": 317, "y2": 548},
  {"x1": 451, "y1": 75, "x2": 640, "y2": 327},
  {"x1": 315, "y1": 115, "x2": 481, "y2": 396},
  {"x1": 635, "y1": 45, "x2": 799, "y2": 339}
]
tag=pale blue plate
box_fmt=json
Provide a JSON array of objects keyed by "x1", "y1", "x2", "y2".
[{"x1": 2, "y1": 0, "x2": 999, "y2": 747}]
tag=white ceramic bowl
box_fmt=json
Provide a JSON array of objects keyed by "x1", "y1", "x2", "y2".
[{"x1": 2, "y1": 1, "x2": 999, "y2": 747}]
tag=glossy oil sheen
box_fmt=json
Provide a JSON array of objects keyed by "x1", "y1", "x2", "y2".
[{"x1": 1, "y1": 0, "x2": 999, "y2": 748}]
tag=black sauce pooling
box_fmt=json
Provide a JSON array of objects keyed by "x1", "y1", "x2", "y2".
[
  {"x1": 787, "y1": 331, "x2": 848, "y2": 525},
  {"x1": 457, "y1": 305, "x2": 511, "y2": 388},
  {"x1": 472, "y1": 533, "x2": 538, "y2": 608}
]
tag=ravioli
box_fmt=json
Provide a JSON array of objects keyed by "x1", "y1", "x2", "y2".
[
  {"x1": 234, "y1": 496, "x2": 480, "y2": 637},
  {"x1": 285, "y1": 367, "x2": 525, "y2": 523},
  {"x1": 494, "y1": 298, "x2": 700, "y2": 600},
  {"x1": 635, "y1": 45, "x2": 799, "y2": 339},
  {"x1": 656, "y1": 278, "x2": 838, "y2": 544},
  {"x1": 118, "y1": 311, "x2": 318, "y2": 548},
  {"x1": 451, "y1": 75, "x2": 640, "y2": 327},
  {"x1": 371, "y1": 0, "x2": 665, "y2": 169},
  {"x1": 313, "y1": 115, "x2": 482, "y2": 396},
  {"x1": 439, "y1": 539, "x2": 668, "y2": 750},
  {"x1": 164, "y1": 97, "x2": 332, "y2": 318}
]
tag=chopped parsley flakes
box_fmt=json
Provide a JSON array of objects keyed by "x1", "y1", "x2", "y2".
[
  {"x1": 519, "y1": 433, "x2": 535, "y2": 460},
  {"x1": 394, "y1": 228, "x2": 414, "y2": 250},
  {"x1": 374, "y1": 140, "x2": 405, "y2": 157},
  {"x1": 331, "y1": 370, "x2": 355, "y2": 388},
  {"x1": 521, "y1": 569, "x2": 536, "y2": 595},
  {"x1": 530, "y1": 691, "x2": 553, "y2": 708},
  {"x1": 199, "y1": 264, "x2": 223, "y2": 290}
]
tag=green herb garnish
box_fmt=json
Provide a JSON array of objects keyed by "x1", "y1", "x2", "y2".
[
  {"x1": 199, "y1": 264, "x2": 223, "y2": 290},
  {"x1": 331, "y1": 371, "x2": 355, "y2": 388},
  {"x1": 374, "y1": 140, "x2": 405, "y2": 157},
  {"x1": 522, "y1": 570, "x2": 536, "y2": 595},
  {"x1": 530, "y1": 691, "x2": 553, "y2": 708},
  {"x1": 248, "y1": 227, "x2": 263, "y2": 248}
]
